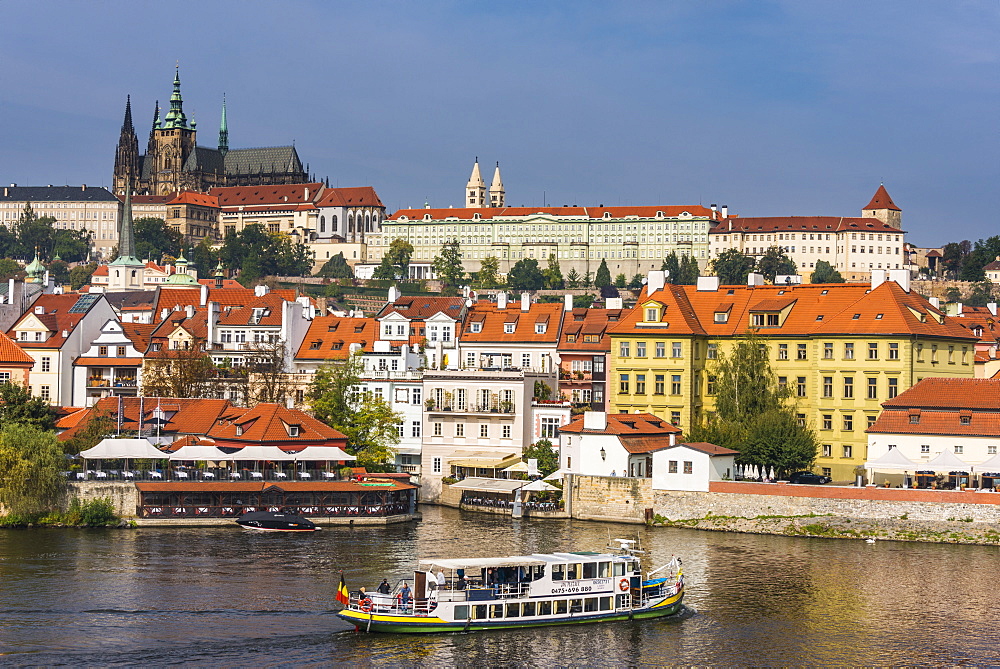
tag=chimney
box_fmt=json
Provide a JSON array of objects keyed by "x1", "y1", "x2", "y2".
[
  {"x1": 304, "y1": 187, "x2": 310, "y2": 200},
  {"x1": 583, "y1": 411, "x2": 607, "y2": 431},
  {"x1": 81, "y1": 184, "x2": 86, "y2": 191},
  {"x1": 497, "y1": 292, "x2": 508, "y2": 309},
  {"x1": 710, "y1": 203, "x2": 717, "y2": 212},
  {"x1": 987, "y1": 302, "x2": 997, "y2": 317},
  {"x1": 388, "y1": 285, "x2": 400, "y2": 303},
  {"x1": 7, "y1": 278, "x2": 12, "y2": 302},
  {"x1": 887, "y1": 268, "x2": 910, "y2": 293},
  {"x1": 62, "y1": 330, "x2": 69, "y2": 338},
  {"x1": 160, "y1": 308, "x2": 169, "y2": 321},
  {"x1": 564, "y1": 294, "x2": 573, "y2": 311},
  {"x1": 207, "y1": 301, "x2": 218, "y2": 345},
  {"x1": 3, "y1": 188, "x2": 6, "y2": 197},
  {"x1": 34, "y1": 306, "x2": 45, "y2": 315},
  {"x1": 254, "y1": 284, "x2": 268, "y2": 297},
  {"x1": 605, "y1": 297, "x2": 623, "y2": 309},
  {"x1": 521, "y1": 293, "x2": 530, "y2": 312},
  {"x1": 697, "y1": 276, "x2": 720, "y2": 291},
  {"x1": 870, "y1": 269, "x2": 887, "y2": 290},
  {"x1": 721, "y1": 205, "x2": 728, "y2": 218},
  {"x1": 200, "y1": 283, "x2": 208, "y2": 306},
  {"x1": 747, "y1": 273, "x2": 765, "y2": 286},
  {"x1": 928, "y1": 296, "x2": 940, "y2": 309},
  {"x1": 646, "y1": 270, "x2": 665, "y2": 294},
  {"x1": 185, "y1": 304, "x2": 195, "y2": 318}
]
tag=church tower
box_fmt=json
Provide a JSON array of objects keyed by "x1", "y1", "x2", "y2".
[
  {"x1": 489, "y1": 162, "x2": 505, "y2": 208},
  {"x1": 152, "y1": 67, "x2": 197, "y2": 194},
  {"x1": 109, "y1": 186, "x2": 146, "y2": 287},
  {"x1": 218, "y1": 94, "x2": 229, "y2": 156},
  {"x1": 113, "y1": 96, "x2": 141, "y2": 196},
  {"x1": 466, "y1": 158, "x2": 486, "y2": 208},
  {"x1": 862, "y1": 184, "x2": 902, "y2": 229}
]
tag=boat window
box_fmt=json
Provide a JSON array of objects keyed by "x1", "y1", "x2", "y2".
[
  {"x1": 474, "y1": 605, "x2": 488, "y2": 620},
  {"x1": 616, "y1": 594, "x2": 629, "y2": 609},
  {"x1": 567, "y1": 563, "x2": 582, "y2": 580},
  {"x1": 552, "y1": 564, "x2": 565, "y2": 581},
  {"x1": 490, "y1": 604, "x2": 504, "y2": 619},
  {"x1": 455, "y1": 605, "x2": 469, "y2": 620},
  {"x1": 532, "y1": 565, "x2": 545, "y2": 580},
  {"x1": 613, "y1": 562, "x2": 626, "y2": 577},
  {"x1": 583, "y1": 562, "x2": 597, "y2": 579},
  {"x1": 522, "y1": 601, "x2": 536, "y2": 616},
  {"x1": 570, "y1": 599, "x2": 584, "y2": 614},
  {"x1": 598, "y1": 562, "x2": 611, "y2": 578},
  {"x1": 539, "y1": 601, "x2": 553, "y2": 616},
  {"x1": 555, "y1": 600, "x2": 568, "y2": 615},
  {"x1": 584, "y1": 598, "x2": 599, "y2": 613},
  {"x1": 600, "y1": 597, "x2": 613, "y2": 611},
  {"x1": 506, "y1": 603, "x2": 520, "y2": 617},
  {"x1": 629, "y1": 560, "x2": 640, "y2": 573}
]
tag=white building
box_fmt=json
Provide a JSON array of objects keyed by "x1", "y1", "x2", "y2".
[
  {"x1": 651, "y1": 442, "x2": 738, "y2": 492},
  {"x1": 71, "y1": 319, "x2": 151, "y2": 406},
  {"x1": 558, "y1": 411, "x2": 680, "y2": 478},
  {"x1": 358, "y1": 340, "x2": 425, "y2": 474}
]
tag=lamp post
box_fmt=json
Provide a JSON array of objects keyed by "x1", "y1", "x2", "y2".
[{"x1": 600, "y1": 447, "x2": 606, "y2": 461}]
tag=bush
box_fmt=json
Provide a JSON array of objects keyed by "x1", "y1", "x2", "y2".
[{"x1": 80, "y1": 497, "x2": 118, "y2": 525}]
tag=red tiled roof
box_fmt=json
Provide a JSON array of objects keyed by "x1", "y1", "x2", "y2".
[
  {"x1": 7, "y1": 294, "x2": 101, "y2": 349},
  {"x1": 559, "y1": 412, "x2": 681, "y2": 436},
  {"x1": 868, "y1": 411, "x2": 1000, "y2": 438},
  {"x1": 296, "y1": 316, "x2": 376, "y2": 360},
  {"x1": 168, "y1": 190, "x2": 219, "y2": 208},
  {"x1": 863, "y1": 184, "x2": 901, "y2": 211},
  {"x1": 210, "y1": 183, "x2": 324, "y2": 207},
  {"x1": 121, "y1": 323, "x2": 156, "y2": 351},
  {"x1": 710, "y1": 216, "x2": 902, "y2": 234},
  {"x1": 674, "y1": 442, "x2": 740, "y2": 456},
  {"x1": 389, "y1": 205, "x2": 719, "y2": 221},
  {"x1": 559, "y1": 307, "x2": 622, "y2": 352},
  {"x1": 460, "y1": 301, "x2": 564, "y2": 343},
  {"x1": 880, "y1": 377, "x2": 1000, "y2": 411},
  {"x1": 207, "y1": 403, "x2": 347, "y2": 446},
  {"x1": 58, "y1": 397, "x2": 235, "y2": 442},
  {"x1": 925, "y1": 250, "x2": 943, "y2": 258},
  {"x1": 375, "y1": 296, "x2": 466, "y2": 322},
  {"x1": 216, "y1": 293, "x2": 287, "y2": 327},
  {"x1": 0, "y1": 331, "x2": 34, "y2": 365},
  {"x1": 619, "y1": 435, "x2": 675, "y2": 454},
  {"x1": 73, "y1": 356, "x2": 143, "y2": 366},
  {"x1": 316, "y1": 186, "x2": 384, "y2": 208}
]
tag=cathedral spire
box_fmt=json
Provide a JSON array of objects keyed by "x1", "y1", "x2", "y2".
[
  {"x1": 489, "y1": 161, "x2": 505, "y2": 208},
  {"x1": 162, "y1": 65, "x2": 189, "y2": 129},
  {"x1": 111, "y1": 185, "x2": 143, "y2": 266},
  {"x1": 113, "y1": 96, "x2": 140, "y2": 195},
  {"x1": 218, "y1": 94, "x2": 229, "y2": 155},
  {"x1": 466, "y1": 157, "x2": 486, "y2": 208}
]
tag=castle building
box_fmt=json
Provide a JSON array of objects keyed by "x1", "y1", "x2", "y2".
[{"x1": 113, "y1": 68, "x2": 308, "y2": 196}]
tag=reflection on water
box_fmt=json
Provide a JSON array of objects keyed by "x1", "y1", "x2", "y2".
[{"x1": 1, "y1": 506, "x2": 998, "y2": 665}]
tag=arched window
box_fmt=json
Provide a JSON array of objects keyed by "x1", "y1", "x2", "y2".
[
  {"x1": 332, "y1": 214, "x2": 338, "y2": 228},
  {"x1": 348, "y1": 214, "x2": 354, "y2": 232},
  {"x1": 319, "y1": 215, "x2": 326, "y2": 233}
]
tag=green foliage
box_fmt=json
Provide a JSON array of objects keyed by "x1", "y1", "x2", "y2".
[
  {"x1": 0, "y1": 383, "x2": 58, "y2": 431},
  {"x1": 372, "y1": 254, "x2": 398, "y2": 283},
  {"x1": 68, "y1": 497, "x2": 120, "y2": 526},
  {"x1": 713, "y1": 332, "x2": 790, "y2": 424},
  {"x1": 965, "y1": 280, "x2": 995, "y2": 307},
  {"x1": 810, "y1": 259, "x2": 844, "y2": 283},
  {"x1": 134, "y1": 217, "x2": 183, "y2": 262},
  {"x1": 945, "y1": 287, "x2": 962, "y2": 302},
  {"x1": 374, "y1": 238, "x2": 415, "y2": 282},
  {"x1": 315, "y1": 252, "x2": 354, "y2": 279},
  {"x1": 0, "y1": 423, "x2": 65, "y2": 516},
  {"x1": 432, "y1": 239, "x2": 465, "y2": 289},
  {"x1": 523, "y1": 439, "x2": 559, "y2": 477},
  {"x1": 307, "y1": 353, "x2": 400, "y2": 469},
  {"x1": 62, "y1": 413, "x2": 115, "y2": 456},
  {"x1": 573, "y1": 294, "x2": 594, "y2": 308},
  {"x1": 543, "y1": 254, "x2": 564, "y2": 289},
  {"x1": 628, "y1": 274, "x2": 644, "y2": 290},
  {"x1": 594, "y1": 259, "x2": 611, "y2": 288},
  {"x1": 614, "y1": 273, "x2": 627, "y2": 288},
  {"x1": 47, "y1": 259, "x2": 70, "y2": 285},
  {"x1": 219, "y1": 223, "x2": 313, "y2": 283},
  {"x1": 565, "y1": 268, "x2": 582, "y2": 289},
  {"x1": 0, "y1": 258, "x2": 22, "y2": 281},
  {"x1": 5, "y1": 203, "x2": 93, "y2": 263},
  {"x1": 662, "y1": 252, "x2": 699, "y2": 285},
  {"x1": 533, "y1": 380, "x2": 552, "y2": 401},
  {"x1": 712, "y1": 248, "x2": 756, "y2": 285},
  {"x1": 192, "y1": 238, "x2": 217, "y2": 277},
  {"x1": 756, "y1": 246, "x2": 797, "y2": 283},
  {"x1": 740, "y1": 409, "x2": 818, "y2": 477},
  {"x1": 507, "y1": 258, "x2": 545, "y2": 290},
  {"x1": 474, "y1": 255, "x2": 503, "y2": 289},
  {"x1": 69, "y1": 262, "x2": 98, "y2": 290},
  {"x1": 141, "y1": 339, "x2": 217, "y2": 398}
]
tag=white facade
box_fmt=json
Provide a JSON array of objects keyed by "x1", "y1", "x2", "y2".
[
  {"x1": 358, "y1": 340, "x2": 425, "y2": 474},
  {"x1": 652, "y1": 444, "x2": 735, "y2": 492},
  {"x1": 867, "y1": 435, "x2": 1000, "y2": 472},
  {"x1": 71, "y1": 319, "x2": 146, "y2": 406}
]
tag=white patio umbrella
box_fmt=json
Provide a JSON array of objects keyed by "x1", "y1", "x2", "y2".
[
  {"x1": 543, "y1": 468, "x2": 570, "y2": 481},
  {"x1": 520, "y1": 479, "x2": 558, "y2": 492},
  {"x1": 769, "y1": 466, "x2": 776, "y2": 481}
]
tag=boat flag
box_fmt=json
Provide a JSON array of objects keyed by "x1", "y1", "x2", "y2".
[{"x1": 336, "y1": 574, "x2": 350, "y2": 606}]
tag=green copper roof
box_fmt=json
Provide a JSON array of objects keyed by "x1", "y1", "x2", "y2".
[
  {"x1": 219, "y1": 94, "x2": 229, "y2": 154},
  {"x1": 162, "y1": 66, "x2": 189, "y2": 130},
  {"x1": 111, "y1": 186, "x2": 144, "y2": 267},
  {"x1": 24, "y1": 249, "x2": 45, "y2": 283}
]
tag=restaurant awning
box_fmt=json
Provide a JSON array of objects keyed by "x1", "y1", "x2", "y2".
[
  {"x1": 502, "y1": 461, "x2": 529, "y2": 473},
  {"x1": 168, "y1": 445, "x2": 232, "y2": 461},
  {"x1": 520, "y1": 479, "x2": 558, "y2": 492},
  {"x1": 972, "y1": 453, "x2": 1000, "y2": 471},
  {"x1": 448, "y1": 477, "x2": 526, "y2": 494},
  {"x1": 226, "y1": 445, "x2": 299, "y2": 461},
  {"x1": 80, "y1": 438, "x2": 166, "y2": 459},
  {"x1": 291, "y1": 445, "x2": 356, "y2": 461},
  {"x1": 864, "y1": 448, "x2": 919, "y2": 471},
  {"x1": 924, "y1": 449, "x2": 970, "y2": 470},
  {"x1": 419, "y1": 556, "x2": 547, "y2": 570},
  {"x1": 449, "y1": 453, "x2": 521, "y2": 469}
]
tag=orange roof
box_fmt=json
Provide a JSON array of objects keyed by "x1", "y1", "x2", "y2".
[
  {"x1": 207, "y1": 403, "x2": 347, "y2": 445},
  {"x1": 710, "y1": 216, "x2": 902, "y2": 234},
  {"x1": 58, "y1": 397, "x2": 235, "y2": 442},
  {"x1": 864, "y1": 184, "x2": 901, "y2": 211},
  {"x1": 880, "y1": 377, "x2": 1000, "y2": 411},
  {"x1": 216, "y1": 293, "x2": 287, "y2": 327},
  {"x1": 610, "y1": 281, "x2": 977, "y2": 341},
  {"x1": 559, "y1": 412, "x2": 681, "y2": 436},
  {"x1": 296, "y1": 316, "x2": 375, "y2": 360},
  {"x1": 316, "y1": 186, "x2": 384, "y2": 208},
  {"x1": 55, "y1": 407, "x2": 90, "y2": 430},
  {"x1": 73, "y1": 356, "x2": 143, "y2": 366},
  {"x1": 460, "y1": 301, "x2": 564, "y2": 343},
  {"x1": 198, "y1": 278, "x2": 243, "y2": 289},
  {"x1": 121, "y1": 323, "x2": 156, "y2": 351},
  {"x1": 376, "y1": 296, "x2": 466, "y2": 322},
  {"x1": 168, "y1": 190, "x2": 219, "y2": 208},
  {"x1": 0, "y1": 331, "x2": 34, "y2": 365},
  {"x1": 868, "y1": 411, "x2": 1000, "y2": 438},
  {"x1": 8, "y1": 294, "x2": 102, "y2": 349},
  {"x1": 210, "y1": 183, "x2": 324, "y2": 207},
  {"x1": 389, "y1": 204, "x2": 718, "y2": 222},
  {"x1": 673, "y1": 442, "x2": 740, "y2": 456},
  {"x1": 559, "y1": 307, "x2": 623, "y2": 352}
]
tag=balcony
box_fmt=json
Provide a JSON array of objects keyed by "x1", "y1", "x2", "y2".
[
  {"x1": 426, "y1": 403, "x2": 515, "y2": 416},
  {"x1": 86, "y1": 377, "x2": 137, "y2": 388},
  {"x1": 396, "y1": 464, "x2": 421, "y2": 475},
  {"x1": 363, "y1": 369, "x2": 422, "y2": 381}
]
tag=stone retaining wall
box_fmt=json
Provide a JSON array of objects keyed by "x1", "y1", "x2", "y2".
[{"x1": 64, "y1": 482, "x2": 139, "y2": 517}]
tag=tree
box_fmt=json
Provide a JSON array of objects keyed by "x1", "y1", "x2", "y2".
[
  {"x1": 432, "y1": 239, "x2": 466, "y2": 291},
  {"x1": 0, "y1": 423, "x2": 65, "y2": 516},
  {"x1": 134, "y1": 217, "x2": 183, "y2": 262},
  {"x1": 965, "y1": 280, "x2": 995, "y2": 307},
  {"x1": 594, "y1": 259, "x2": 612, "y2": 288},
  {"x1": 219, "y1": 223, "x2": 313, "y2": 283},
  {"x1": 614, "y1": 273, "x2": 627, "y2": 288},
  {"x1": 507, "y1": 258, "x2": 545, "y2": 290},
  {"x1": 141, "y1": 338, "x2": 217, "y2": 398},
  {"x1": 192, "y1": 238, "x2": 217, "y2": 277},
  {"x1": 372, "y1": 254, "x2": 398, "y2": 283},
  {"x1": 661, "y1": 253, "x2": 680, "y2": 283},
  {"x1": 69, "y1": 262, "x2": 98, "y2": 290},
  {"x1": 756, "y1": 246, "x2": 797, "y2": 283},
  {"x1": 533, "y1": 380, "x2": 552, "y2": 401},
  {"x1": 543, "y1": 254, "x2": 564, "y2": 289},
  {"x1": 474, "y1": 256, "x2": 503, "y2": 289},
  {"x1": 0, "y1": 258, "x2": 22, "y2": 281},
  {"x1": 941, "y1": 241, "x2": 971, "y2": 279},
  {"x1": 315, "y1": 252, "x2": 354, "y2": 279},
  {"x1": 565, "y1": 268, "x2": 581, "y2": 289},
  {"x1": 523, "y1": 439, "x2": 559, "y2": 477},
  {"x1": 810, "y1": 259, "x2": 844, "y2": 283},
  {"x1": 713, "y1": 332, "x2": 790, "y2": 425},
  {"x1": 385, "y1": 238, "x2": 414, "y2": 281},
  {"x1": 678, "y1": 256, "x2": 700, "y2": 285},
  {"x1": 944, "y1": 287, "x2": 962, "y2": 303},
  {"x1": 62, "y1": 411, "x2": 116, "y2": 456},
  {"x1": 308, "y1": 353, "x2": 401, "y2": 470},
  {"x1": 245, "y1": 339, "x2": 291, "y2": 405},
  {"x1": 47, "y1": 258, "x2": 70, "y2": 285},
  {"x1": 711, "y1": 248, "x2": 756, "y2": 285},
  {"x1": 628, "y1": 274, "x2": 644, "y2": 290},
  {"x1": 740, "y1": 409, "x2": 818, "y2": 477},
  {"x1": 0, "y1": 382, "x2": 58, "y2": 432}
]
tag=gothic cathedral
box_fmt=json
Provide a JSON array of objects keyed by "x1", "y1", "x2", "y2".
[{"x1": 113, "y1": 67, "x2": 309, "y2": 195}]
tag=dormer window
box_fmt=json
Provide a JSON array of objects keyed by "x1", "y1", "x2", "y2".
[
  {"x1": 470, "y1": 322, "x2": 482, "y2": 333},
  {"x1": 714, "y1": 312, "x2": 728, "y2": 323},
  {"x1": 645, "y1": 307, "x2": 659, "y2": 322},
  {"x1": 960, "y1": 416, "x2": 971, "y2": 425},
  {"x1": 535, "y1": 323, "x2": 547, "y2": 334},
  {"x1": 504, "y1": 323, "x2": 515, "y2": 334},
  {"x1": 235, "y1": 424, "x2": 244, "y2": 436},
  {"x1": 288, "y1": 425, "x2": 301, "y2": 436}
]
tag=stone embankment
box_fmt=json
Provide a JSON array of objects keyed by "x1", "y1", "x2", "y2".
[{"x1": 568, "y1": 476, "x2": 1000, "y2": 545}]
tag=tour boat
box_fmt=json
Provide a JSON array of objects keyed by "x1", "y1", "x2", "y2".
[
  {"x1": 337, "y1": 540, "x2": 683, "y2": 633},
  {"x1": 235, "y1": 510, "x2": 319, "y2": 532}
]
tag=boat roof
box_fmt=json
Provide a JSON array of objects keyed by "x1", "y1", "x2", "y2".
[{"x1": 419, "y1": 552, "x2": 631, "y2": 570}]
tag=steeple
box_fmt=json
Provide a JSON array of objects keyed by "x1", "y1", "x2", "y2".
[
  {"x1": 162, "y1": 66, "x2": 189, "y2": 129},
  {"x1": 113, "y1": 95, "x2": 140, "y2": 195},
  {"x1": 111, "y1": 185, "x2": 143, "y2": 267},
  {"x1": 862, "y1": 184, "x2": 902, "y2": 229},
  {"x1": 466, "y1": 157, "x2": 486, "y2": 208},
  {"x1": 218, "y1": 94, "x2": 229, "y2": 155},
  {"x1": 489, "y1": 161, "x2": 505, "y2": 208},
  {"x1": 24, "y1": 248, "x2": 45, "y2": 284}
]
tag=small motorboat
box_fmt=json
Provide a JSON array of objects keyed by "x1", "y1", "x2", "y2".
[{"x1": 235, "y1": 511, "x2": 319, "y2": 532}]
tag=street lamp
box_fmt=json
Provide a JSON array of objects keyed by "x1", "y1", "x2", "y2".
[{"x1": 600, "y1": 447, "x2": 606, "y2": 461}]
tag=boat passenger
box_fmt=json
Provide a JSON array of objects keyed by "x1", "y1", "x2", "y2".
[
  {"x1": 399, "y1": 582, "x2": 411, "y2": 609},
  {"x1": 436, "y1": 570, "x2": 446, "y2": 590},
  {"x1": 377, "y1": 579, "x2": 391, "y2": 595}
]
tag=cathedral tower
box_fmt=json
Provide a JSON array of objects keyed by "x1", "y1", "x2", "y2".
[
  {"x1": 113, "y1": 95, "x2": 141, "y2": 196},
  {"x1": 218, "y1": 94, "x2": 229, "y2": 155},
  {"x1": 489, "y1": 162, "x2": 505, "y2": 208},
  {"x1": 862, "y1": 184, "x2": 902, "y2": 229},
  {"x1": 152, "y1": 67, "x2": 197, "y2": 194},
  {"x1": 466, "y1": 158, "x2": 486, "y2": 208}
]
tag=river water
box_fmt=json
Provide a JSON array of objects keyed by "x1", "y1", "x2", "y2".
[{"x1": 1, "y1": 505, "x2": 997, "y2": 666}]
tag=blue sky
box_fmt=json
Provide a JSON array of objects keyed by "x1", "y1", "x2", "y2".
[{"x1": 2, "y1": 1, "x2": 997, "y2": 245}]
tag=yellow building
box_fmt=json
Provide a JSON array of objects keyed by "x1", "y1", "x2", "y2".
[{"x1": 607, "y1": 273, "x2": 978, "y2": 480}]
